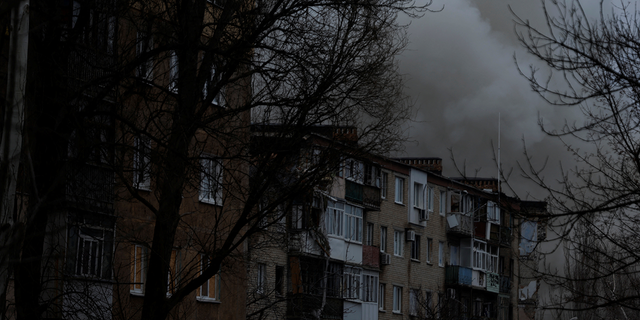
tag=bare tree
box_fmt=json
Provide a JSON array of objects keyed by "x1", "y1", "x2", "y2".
[
  {"x1": 1, "y1": 0, "x2": 431, "y2": 319},
  {"x1": 515, "y1": 0, "x2": 640, "y2": 317}
]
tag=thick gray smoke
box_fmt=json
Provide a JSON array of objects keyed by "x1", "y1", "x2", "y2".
[{"x1": 397, "y1": 0, "x2": 609, "y2": 199}]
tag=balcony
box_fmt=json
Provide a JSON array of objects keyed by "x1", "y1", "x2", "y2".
[
  {"x1": 345, "y1": 180, "x2": 380, "y2": 210},
  {"x1": 445, "y1": 265, "x2": 472, "y2": 286},
  {"x1": 500, "y1": 227, "x2": 512, "y2": 247},
  {"x1": 64, "y1": 163, "x2": 114, "y2": 213},
  {"x1": 362, "y1": 245, "x2": 380, "y2": 268},
  {"x1": 500, "y1": 275, "x2": 511, "y2": 294},
  {"x1": 67, "y1": 47, "x2": 116, "y2": 97},
  {"x1": 489, "y1": 224, "x2": 500, "y2": 242},
  {"x1": 486, "y1": 272, "x2": 500, "y2": 293},
  {"x1": 345, "y1": 180, "x2": 363, "y2": 203},
  {"x1": 446, "y1": 212, "x2": 473, "y2": 236}
]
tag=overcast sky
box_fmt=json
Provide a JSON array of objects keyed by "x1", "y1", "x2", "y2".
[{"x1": 397, "y1": 0, "x2": 610, "y2": 199}]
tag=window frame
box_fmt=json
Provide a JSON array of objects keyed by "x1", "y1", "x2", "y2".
[
  {"x1": 380, "y1": 226, "x2": 387, "y2": 252},
  {"x1": 439, "y1": 190, "x2": 446, "y2": 216},
  {"x1": 428, "y1": 186, "x2": 434, "y2": 212},
  {"x1": 393, "y1": 285, "x2": 403, "y2": 313},
  {"x1": 197, "y1": 254, "x2": 221, "y2": 302},
  {"x1": 379, "y1": 283, "x2": 386, "y2": 310},
  {"x1": 362, "y1": 272, "x2": 378, "y2": 303},
  {"x1": 366, "y1": 222, "x2": 374, "y2": 246},
  {"x1": 426, "y1": 238, "x2": 433, "y2": 263},
  {"x1": 344, "y1": 204, "x2": 363, "y2": 243},
  {"x1": 411, "y1": 234, "x2": 421, "y2": 261},
  {"x1": 395, "y1": 177, "x2": 404, "y2": 204},
  {"x1": 199, "y1": 156, "x2": 223, "y2": 205},
  {"x1": 168, "y1": 50, "x2": 178, "y2": 93},
  {"x1": 130, "y1": 244, "x2": 147, "y2": 295},
  {"x1": 438, "y1": 241, "x2": 445, "y2": 267},
  {"x1": 343, "y1": 266, "x2": 362, "y2": 300},
  {"x1": 136, "y1": 31, "x2": 154, "y2": 81},
  {"x1": 133, "y1": 136, "x2": 151, "y2": 190},
  {"x1": 413, "y1": 182, "x2": 424, "y2": 209},
  {"x1": 381, "y1": 172, "x2": 388, "y2": 199},
  {"x1": 257, "y1": 263, "x2": 266, "y2": 295},
  {"x1": 393, "y1": 230, "x2": 404, "y2": 257}
]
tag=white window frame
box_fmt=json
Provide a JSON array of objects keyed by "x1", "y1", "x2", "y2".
[
  {"x1": 199, "y1": 156, "x2": 223, "y2": 205},
  {"x1": 130, "y1": 244, "x2": 147, "y2": 295},
  {"x1": 439, "y1": 190, "x2": 446, "y2": 216},
  {"x1": 395, "y1": 177, "x2": 404, "y2": 204},
  {"x1": 426, "y1": 238, "x2": 433, "y2": 263},
  {"x1": 379, "y1": 283, "x2": 386, "y2": 310},
  {"x1": 380, "y1": 226, "x2": 387, "y2": 252},
  {"x1": 413, "y1": 182, "x2": 424, "y2": 209},
  {"x1": 473, "y1": 240, "x2": 488, "y2": 270},
  {"x1": 393, "y1": 285, "x2": 403, "y2": 313},
  {"x1": 345, "y1": 159, "x2": 363, "y2": 183},
  {"x1": 343, "y1": 266, "x2": 362, "y2": 300},
  {"x1": 410, "y1": 288, "x2": 419, "y2": 316},
  {"x1": 325, "y1": 201, "x2": 344, "y2": 237},
  {"x1": 488, "y1": 246, "x2": 499, "y2": 273},
  {"x1": 257, "y1": 263, "x2": 266, "y2": 294},
  {"x1": 197, "y1": 254, "x2": 220, "y2": 302},
  {"x1": 362, "y1": 272, "x2": 378, "y2": 302},
  {"x1": 438, "y1": 241, "x2": 445, "y2": 267},
  {"x1": 394, "y1": 230, "x2": 404, "y2": 257},
  {"x1": 133, "y1": 136, "x2": 151, "y2": 190},
  {"x1": 450, "y1": 244, "x2": 459, "y2": 266},
  {"x1": 76, "y1": 231, "x2": 104, "y2": 277},
  {"x1": 487, "y1": 201, "x2": 500, "y2": 223},
  {"x1": 344, "y1": 204, "x2": 363, "y2": 242}
]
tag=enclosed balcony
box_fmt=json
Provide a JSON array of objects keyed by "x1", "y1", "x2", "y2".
[
  {"x1": 345, "y1": 180, "x2": 381, "y2": 210},
  {"x1": 500, "y1": 275, "x2": 511, "y2": 294},
  {"x1": 489, "y1": 224, "x2": 500, "y2": 242},
  {"x1": 500, "y1": 227, "x2": 512, "y2": 247},
  {"x1": 64, "y1": 163, "x2": 114, "y2": 213},
  {"x1": 446, "y1": 212, "x2": 473, "y2": 236},
  {"x1": 445, "y1": 265, "x2": 472, "y2": 286},
  {"x1": 362, "y1": 245, "x2": 380, "y2": 268},
  {"x1": 486, "y1": 272, "x2": 500, "y2": 293}
]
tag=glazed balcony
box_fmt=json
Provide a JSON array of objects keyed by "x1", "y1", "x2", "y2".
[
  {"x1": 345, "y1": 180, "x2": 380, "y2": 210},
  {"x1": 445, "y1": 265, "x2": 472, "y2": 286},
  {"x1": 486, "y1": 272, "x2": 500, "y2": 293}
]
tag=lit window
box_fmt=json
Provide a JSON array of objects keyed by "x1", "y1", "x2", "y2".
[
  {"x1": 130, "y1": 244, "x2": 147, "y2": 294},
  {"x1": 200, "y1": 156, "x2": 223, "y2": 205},
  {"x1": 197, "y1": 254, "x2": 220, "y2": 302}
]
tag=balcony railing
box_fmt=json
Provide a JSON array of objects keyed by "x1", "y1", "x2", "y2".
[
  {"x1": 362, "y1": 245, "x2": 380, "y2": 268},
  {"x1": 500, "y1": 227, "x2": 512, "y2": 247},
  {"x1": 486, "y1": 272, "x2": 500, "y2": 293},
  {"x1": 362, "y1": 184, "x2": 381, "y2": 210},
  {"x1": 345, "y1": 180, "x2": 363, "y2": 203},
  {"x1": 500, "y1": 275, "x2": 511, "y2": 294},
  {"x1": 445, "y1": 265, "x2": 472, "y2": 286},
  {"x1": 446, "y1": 213, "x2": 473, "y2": 236},
  {"x1": 64, "y1": 163, "x2": 114, "y2": 213}
]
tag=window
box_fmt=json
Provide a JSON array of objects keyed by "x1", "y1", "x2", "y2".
[
  {"x1": 426, "y1": 238, "x2": 433, "y2": 263},
  {"x1": 70, "y1": 2, "x2": 116, "y2": 53},
  {"x1": 343, "y1": 266, "x2": 361, "y2": 300},
  {"x1": 450, "y1": 192, "x2": 461, "y2": 213},
  {"x1": 344, "y1": 204, "x2": 363, "y2": 242},
  {"x1": 450, "y1": 244, "x2": 459, "y2": 266},
  {"x1": 379, "y1": 283, "x2": 386, "y2": 310},
  {"x1": 381, "y1": 172, "x2": 388, "y2": 199},
  {"x1": 393, "y1": 285, "x2": 402, "y2": 313},
  {"x1": 67, "y1": 223, "x2": 114, "y2": 280},
  {"x1": 130, "y1": 244, "x2": 147, "y2": 294},
  {"x1": 487, "y1": 201, "x2": 500, "y2": 223},
  {"x1": 488, "y1": 246, "x2": 499, "y2": 273},
  {"x1": 136, "y1": 31, "x2": 153, "y2": 81},
  {"x1": 257, "y1": 263, "x2": 266, "y2": 294},
  {"x1": 325, "y1": 201, "x2": 344, "y2": 236},
  {"x1": 275, "y1": 266, "x2": 284, "y2": 296},
  {"x1": 428, "y1": 187, "x2": 434, "y2": 212},
  {"x1": 197, "y1": 254, "x2": 220, "y2": 302},
  {"x1": 439, "y1": 190, "x2": 446, "y2": 216},
  {"x1": 393, "y1": 230, "x2": 403, "y2": 257},
  {"x1": 326, "y1": 263, "x2": 343, "y2": 297},
  {"x1": 411, "y1": 235, "x2": 421, "y2": 261},
  {"x1": 425, "y1": 290, "x2": 433, "y2": 315},
  {"x1": 380, "y1": 226, "x2": 387, "y2": 252},
  {"x1": 395, "y1": 177, "x2": 404, "y2": 204},
  {"x1": 473, "y1": 241, "x2": 488, "y2": 270},
  {"x1": 345, "y1": 159, "x2": 363, "y2": 182},
  {"x1": 203, "y1": 64, "x2": 225, "y2": 106},
  {"x1": 133, "y1": 136, "x2": 151, "y2": 190},
  {"x1": 168, "y1": 51, "x2": 178, "y2": 92},
  {"x1": 438, "y1": 241, "x2": 444, "y2": 267},
  {"x1": 410, "y1": 289, "x2": 419, "y2": 316},
  {"x1": 413, "y1": 182, "x2": 424, "y2": 208},
  {"x1": 520, "y1": 220, "x2": 538, "y2": 255},
  {"x1": 366, "y1": 222, "x2": 374, "y2": 246},
  {"x1": 362, "y1": 272, "x2": 378, "y2": 302},
  {"x1": 167, "y1": 249, "x2": 178, "y2": 295},
  {"x1": 200, "y1": 156, "x2": 223, "y2": 205}
]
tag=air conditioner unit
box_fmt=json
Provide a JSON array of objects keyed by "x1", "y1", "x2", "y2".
[
  {"x1": 406, "y1": 229, "x2": 416, "y2": 242},
  {"x1": 418, "y1": 208, "x2": 428, "y2": 222},
  {"x1": 380, "y1": 252, "x2": 391, "y2": 265}
]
